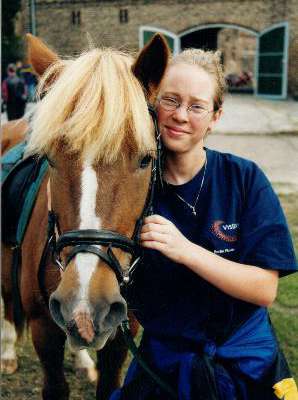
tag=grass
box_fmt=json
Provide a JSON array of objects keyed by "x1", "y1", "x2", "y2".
[
  {"x1": 1, "y1": 338, "x2": 98, "y2": 399},
  {"x1": 269, "y1": 193, "x2": 298, "y2": 381},
  {"x1": 270, "y1": 309, "x2": 298, "y2": 378},
  {"x1": 1, "y1": 192, "x2": 297, "y2": 398}
]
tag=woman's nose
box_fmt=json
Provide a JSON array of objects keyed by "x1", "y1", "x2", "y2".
[{"x1": 172, "y1": 105, "x2": 189, "y2": 122}]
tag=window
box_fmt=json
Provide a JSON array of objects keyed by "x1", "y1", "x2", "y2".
[
  {"x1": 71, "y1": 11, "x2": 81, "y2": 26},
  {"x1": 119, "y1": 9, "x2": 128, "y2": 24}
]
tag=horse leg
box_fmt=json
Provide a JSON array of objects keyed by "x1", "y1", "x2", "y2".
[
  {"x1": 73, "y1": 348, "x2": 98, "y2": 383},
  {"x1": 1, "y1": 244, "x2": 21, "y2": 375},
  {"x1": 96, "y1": 328, "x2": 128, "y2": 400},
  {"x1": 30, "y1": 317, "x2": 69, "y2": 400},
  {"x1": 1, "y1": 299, "x2": 18, "y2": 374}
]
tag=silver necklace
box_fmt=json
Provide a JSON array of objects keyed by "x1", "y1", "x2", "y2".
[{"x1": 174, "y1": 156, "x2": 207, "y2": 217}]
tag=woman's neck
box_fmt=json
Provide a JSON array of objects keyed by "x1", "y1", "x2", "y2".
[{"x1": 164, "y1": 148, "x2": 206, "y2": 185}]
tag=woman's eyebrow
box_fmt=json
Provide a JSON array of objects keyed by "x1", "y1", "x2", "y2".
[
  {"x1": 189, "y1": 96, "x2": 209, "y2": 105},
  {"x1": 162, "y1": 92, "x2": 210, "y2": 105},
  {"x1": 161, "y1": 91, "x2": 179, "y2": 97}
]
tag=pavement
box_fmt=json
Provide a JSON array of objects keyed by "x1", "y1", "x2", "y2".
[
  {"x1": 213, "y1": 94, "x2": 298, "y2": 136},
  {"x1": 207, "y1": 94, "x2": 298, "y2": 194},
  {"x1": 1, "y1": 95, "x2": 298, "y2": 194}
]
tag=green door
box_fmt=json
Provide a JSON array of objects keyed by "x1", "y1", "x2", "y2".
[
  {"x1": 256, "y1": 22, "x2": 289, "y2": 99},
  {"x1": 140, "y1": 27, "x2": 179, "y2": 54}
]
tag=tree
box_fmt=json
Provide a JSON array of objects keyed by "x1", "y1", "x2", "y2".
[{"x1": 2, "y1": 0, "x2": 23, "y2": 79}]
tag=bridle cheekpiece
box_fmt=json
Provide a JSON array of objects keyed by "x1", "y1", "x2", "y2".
[{"x1": 39, "y1": 104, "x2": 163, "y2": 299}]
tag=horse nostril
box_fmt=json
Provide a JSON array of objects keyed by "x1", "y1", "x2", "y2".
[
  {"x1": 105, "y1": 300, "x2": 127, "y2": 327},
  {"x1": 111, "y1": 301, "x2": 126, "y2": 316},
  {"x1": 49, "y1": 295, "x2": 65, "y2": 329}
]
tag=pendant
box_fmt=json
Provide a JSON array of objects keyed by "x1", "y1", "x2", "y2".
[{"x1": 191, "y1": 206, "x2": 197, "y2": 216}]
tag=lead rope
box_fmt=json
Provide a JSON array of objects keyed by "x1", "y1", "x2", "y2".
[{"x1": 121, "y1": 320, "x2": 178, "y2": 399}]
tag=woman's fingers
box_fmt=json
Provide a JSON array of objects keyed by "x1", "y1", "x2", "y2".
[
  {"x1": 140, "y1": 231, "x2": 168, "y2": 243},
  {"x1": 141, "y1": 222, "x2": 168, "y2": 234},
  {"x1": 141, "y1": 240, "x2": 166, "y2": 251},
  {"x1": 140, "y1": 214, "x2": 190, "y2": 262},
  {"x1": 143, "y1": 214, "x2": 172, "y2": 225}
]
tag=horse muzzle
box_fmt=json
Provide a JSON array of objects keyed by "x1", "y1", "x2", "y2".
[{"x1": 49, "y1": 291, "x2": 127, "y2": 349}]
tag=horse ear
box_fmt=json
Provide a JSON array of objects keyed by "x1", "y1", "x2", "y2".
[
  {"x1": 132, "y1": 33, "x2": 170, "y2": 97},
  {"x1": 26, "y1": 33, "x2": 60, "y2": 77}
]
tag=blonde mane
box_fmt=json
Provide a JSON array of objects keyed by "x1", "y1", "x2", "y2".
[{"x1": 27, "y1": 48, "x2": 155, "y2": 163}]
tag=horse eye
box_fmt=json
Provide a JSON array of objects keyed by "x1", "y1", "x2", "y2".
[
  {"x1": 139, "y1": 155, "x2": 152, "y2": 169},
  {"x1": 45, "y1": 155, "x2": 55, "y2": 168}
]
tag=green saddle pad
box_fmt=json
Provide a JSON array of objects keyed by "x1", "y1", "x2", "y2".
[{"x1": 2, "y1": 143, "x2": 48, "y2": 246}]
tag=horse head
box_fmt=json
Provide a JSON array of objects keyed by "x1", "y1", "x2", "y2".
[{"x1": 26, "y1": 34, "x2": 169, "y2": 350}]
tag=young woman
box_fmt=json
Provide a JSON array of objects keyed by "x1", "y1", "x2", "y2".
[{"x1": 111, "y1": 49, "x2": 297, "y2": 400}]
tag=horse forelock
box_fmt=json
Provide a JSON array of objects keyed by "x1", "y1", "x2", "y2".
[{"x1": 27, "y1": 48, "x2": 156, "y2": 163}]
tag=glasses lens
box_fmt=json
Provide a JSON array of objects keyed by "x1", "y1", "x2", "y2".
[
  {"x1": 159, "y1": 97, "x2": 178, "y2": 111},
  {"x1": 189, "y1": 105, "x2": 208, "y2": 115}
]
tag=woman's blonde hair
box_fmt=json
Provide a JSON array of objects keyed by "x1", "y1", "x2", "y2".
[{"x1": 170, "y1": 48, "x2": 226, "y2": 111}]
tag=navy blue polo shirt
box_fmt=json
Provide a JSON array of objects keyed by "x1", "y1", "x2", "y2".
[
  {"x1": 111, "y1": 148, "x2": 297, "y2": 400},
  {"x1": 130, "y1": 147, "x2": 297, "y2": 344}
]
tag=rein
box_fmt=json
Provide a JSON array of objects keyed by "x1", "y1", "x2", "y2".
[{"x1": 38, "y1": 105, "x2": 177, "y2": 399}]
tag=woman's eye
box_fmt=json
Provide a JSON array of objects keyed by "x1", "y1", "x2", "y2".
[
  {"x1": 139, "y1": 155, "x2": 152, "y2": 169},
  {"x1": 190, "y1": 104, "x2": 206, "y2": 113},
  {"x1": 163, "y1": 97, "x2": 177, "y2": 105}
]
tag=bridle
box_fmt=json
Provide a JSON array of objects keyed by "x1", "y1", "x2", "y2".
[
  {"x1": 37, "y1": 105, "x2": 178, "y2": 399},
  {"x1": 38, "y1": 105, "x2": 163, "y2": 301}
]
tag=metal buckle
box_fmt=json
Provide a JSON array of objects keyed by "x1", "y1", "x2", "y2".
[
  {"x1": 55, "y1": 257, "x2": 65, "y2": 272},
  {"x1": 122, "y1": 256, "x2": 141, "y2": 285}
]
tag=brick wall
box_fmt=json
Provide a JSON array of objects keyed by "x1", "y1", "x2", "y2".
[{"x1": 22, "y1": 0, "x2": 298, "y2": 97}]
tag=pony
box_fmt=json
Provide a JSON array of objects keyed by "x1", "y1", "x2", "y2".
[
  {"x1": 1, "y1": 114, "x2": 99, "y2": 385},
  {"x1": 1, "y1": 33, "x2": 169, "y2": 399},
  {"x1": 1, "y1": 118, "x2": 29, "y2": 153}
]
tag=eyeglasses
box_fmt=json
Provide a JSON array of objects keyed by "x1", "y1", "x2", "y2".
[{"x1": 157, "y1": 97, "x2": 214, "y2": 119}]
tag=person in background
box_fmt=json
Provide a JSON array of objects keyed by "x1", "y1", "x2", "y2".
[
  {"x1": 111, "y1": 49, "x2": 297, "y2": 399},
  {"x1": 18, "y1": 62, "x2": 38, "y2": 102},
  {"x1": 2, "y1": 63, "x2": 27, "y2": 120},
  {"x1": 16, "y1": 60, "x2": 24, "y2": 77}
]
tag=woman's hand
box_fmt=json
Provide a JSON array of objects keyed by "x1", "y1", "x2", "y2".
[
  {"x1": 140, "y1": 215, "x2": 278, "y2": 307},
  {"x1": 140, "y1": 214, "x2": 191, "y2": 263}
]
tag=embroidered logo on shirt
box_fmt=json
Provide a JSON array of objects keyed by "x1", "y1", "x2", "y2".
[{"x1": 211, "y1": 220, "x2": 239, "y2": 242}]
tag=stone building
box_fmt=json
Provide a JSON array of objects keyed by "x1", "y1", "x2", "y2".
[{"x1": 20, "y1": 0, "x2": 298, "y2": 99}]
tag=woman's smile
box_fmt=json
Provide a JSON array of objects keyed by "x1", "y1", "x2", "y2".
[{"x1": 164, "y1": 125, "x2": 189, "y2": 137}]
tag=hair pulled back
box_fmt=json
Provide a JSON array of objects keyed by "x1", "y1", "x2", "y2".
[{"x1": 170, "y1": 49, "x2": 226, "y2": 111}]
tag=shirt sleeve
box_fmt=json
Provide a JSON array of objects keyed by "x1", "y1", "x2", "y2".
[{"x1": 237, "y1": 166, "x2": 297, "y2": 276}]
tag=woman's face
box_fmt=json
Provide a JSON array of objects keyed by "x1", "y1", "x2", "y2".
[{"x1": 157, "y1": 63, "x2": 221, "y2": 154}]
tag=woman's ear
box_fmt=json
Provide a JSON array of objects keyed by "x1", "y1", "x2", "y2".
[
  {"x1": 206, "y1": 107, "x2": 223, "y2": 136},
  {"x1": 213, "y1": 107, "x2": 223, "y2": 123}
]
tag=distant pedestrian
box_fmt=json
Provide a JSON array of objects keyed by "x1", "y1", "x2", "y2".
[
  {"x1": 18, "y1": 63, "x2": 38, "y2": 102},
  {"x1": 2, "y1": 63, "x2": 27, "y2": 120},
  {"x1": 16, "y1": 60, "x2": 24, "y2": 77}
]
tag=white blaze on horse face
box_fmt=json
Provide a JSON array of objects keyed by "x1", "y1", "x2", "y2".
[{"x1": 75, "y1": 160, "x2": 100, "y2": 310}]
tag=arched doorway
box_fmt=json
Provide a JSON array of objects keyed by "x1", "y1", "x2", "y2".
[
  {"x1": 139, "y1": 22, "x2": 289, "y2": 99},
  {"x1": 180, "y1": 24, "x2": 258, "y2": 95},
  {"x1": 181, "y1": 27, "x2": 220, "y2": 51}
]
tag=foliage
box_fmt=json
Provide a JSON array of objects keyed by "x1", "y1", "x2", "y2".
[{"x1": 2, "y1": 0, "x2": 24, "y2": 79}]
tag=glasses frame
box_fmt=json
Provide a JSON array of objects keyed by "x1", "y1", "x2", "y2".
[{"x1": 157, "y1": 96, "x2": 214, "y2": 119}]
